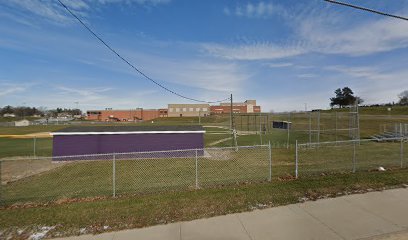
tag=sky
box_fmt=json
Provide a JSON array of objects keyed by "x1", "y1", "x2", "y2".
[{"x1": 1, "y1": 0, "x2": 408, "y2": 112}]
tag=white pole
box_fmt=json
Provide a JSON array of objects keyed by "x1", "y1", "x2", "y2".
[
  {"x1": 352, "y1": 141, "x2": 356, "y2": 173},
  {"x1": 309, "y1": 112, "x2": 312, "y2": 147},
  {"x1": 287, "y1": 126, "x2": 290, "y2": 149},
  {"x1": 33, "y1": 136, "x2": 37, "y2": 157},
  {"x1": 113, "y1": 154, "x2": 116, "y2": 197},
  {"x1": 335, "y1": 112, "x2": 338, "y2": 143},
  {"x1": 400, "y1": 123, "x2": 403, "y2": 137},
  {"x1": 295, "y1": 140, "x2": 298, "y2": 179},
  {"x1": 356, "y1": 103, "x2": 360, "y2": 142},
  {"x1": 268, "y1": 141, "x2": 272, "y2": 182},
  {"x1": 401, "y1": 137, "x2": 404, "y2": 169},
  {"x1": 317, "y1": 111, "x2": 321, "y2": 148},
  {"x1": 259, "y1": 112, "x2": 263, "y2": 145},
  {"x1": 195, "y1": 149, "x2": 199, "y2": 189}
]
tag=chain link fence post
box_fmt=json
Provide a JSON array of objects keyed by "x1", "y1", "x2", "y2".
[
  {"x1": 33, "y1": 136, "x2": 37, "y2": 157},
  {"x1": 113, "y1": 153, "x2": 116, "y2": 197},
  {"x1": 401, "y1": 137, "x2": 404, "y2": 169},
  {"x1": 352, "y1": 140, "x2": 356, "y2": 173},
  {"x1": 0, "y1": 160, "x2": 3, "y2": 206},
  {"x1": 268, "y1": 141, "x2": 272, "y2": 182},
  {"x1": 195, "y1": 149, "x2": 199, "y2": 189},
  {"x1": 295, "y1": 140, "x2": 298, "y2": 179}
]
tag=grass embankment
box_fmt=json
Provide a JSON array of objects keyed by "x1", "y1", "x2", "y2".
[
  {"x1": 1, "y1": 148, "x2": 271, "y2": 205},
  {"x1": 323, "y1": 105, "x2": 408, "y2": 115},
  {"x1": 0, "y1": 125, "x2": 65, "y2": 135},
  {"x1": 1, "y1": 169, "x2": 408, "y2": 238},
  {"x1": 2, "y1": 140, "x2": 405, "y2": 206}
]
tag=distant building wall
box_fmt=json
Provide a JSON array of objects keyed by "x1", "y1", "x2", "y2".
[
  {"x1": 168, "y1": 104, "x2": 210, "y2": 117},
  {"x1": 86, "y1": 109, "x2": 162, "y2": 122},
  {"x1": 14, "y1": 120, "x2": 30, "y2": 127},
  {"x1": 211, "y1": 100, "x2": 261, "y2": 114},
  {"x1": 210, "y1": 105, "x2": 248, "y2": 114}
]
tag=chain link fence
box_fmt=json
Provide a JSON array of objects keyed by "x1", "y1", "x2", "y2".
[
  {"x1": 0, "y1": 145, "x2": 272, "y2": 207},
  {"x1": 296, "y1": 137, "x2": 407, "y2": 178},
  {"x1": 2, "y1": 138, "x2": 407, "y2": 207}
]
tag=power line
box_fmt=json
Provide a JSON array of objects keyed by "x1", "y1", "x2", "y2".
[
  {"x1": 56, "y1": 0, "x2": 230, "y2": 103},
  {"x1": 324, "y1": 0, "x2": 408, "y2": 21}
]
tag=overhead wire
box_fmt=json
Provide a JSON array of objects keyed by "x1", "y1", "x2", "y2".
[
  {"x1": 324, "y1": 0, "x2": 408, "y2": 21},
  {"x1": 56, "y1": 0, "x2": 230, "y2": 103}
]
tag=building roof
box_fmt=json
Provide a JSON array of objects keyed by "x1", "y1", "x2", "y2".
[{"x1": 51, "y1": 125, "x2": 205, "y2": 135}]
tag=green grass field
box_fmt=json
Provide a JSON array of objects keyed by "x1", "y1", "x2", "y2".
[
  {"x1": 1, "y1": 147, "x2": 271, "y2": 206},
  {"x1": 323, "y1": 105, "x2": 408, "y2": 115},
  {"x1": 1, "y1": 140, "x2": 406, "y2": 207},
  {"x1": 0, "y1": 138, "x2": 52, "y2": 158}
]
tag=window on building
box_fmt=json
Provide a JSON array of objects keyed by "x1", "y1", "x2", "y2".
[
  {"x1": 202, "y1": 108, "x2": 207, "y2": 111},
  {"x1": 169, "y1": 108, "x2": 173, "y2": 112},
  {"x1": 189, "y1": 108, "x2": 194, "y2": 112},
  {"x1": 176, "y1": 108, "x2": 180, "y2": 112},
  {"x1": 196, "y1": 108, "x2": 200, "y2": 112},
  {"x1": 183, "y1": 108, "x2": 187, "y2": 112}
]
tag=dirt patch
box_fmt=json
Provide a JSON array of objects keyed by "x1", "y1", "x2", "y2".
[
  {"x1": 0, "y1": 132, "x2": 52, "y2": 139},
  {"x1": 1, "y1": 158, "x2": 67, "y2": 184}
]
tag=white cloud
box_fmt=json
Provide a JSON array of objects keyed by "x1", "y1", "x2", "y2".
[
  {"x1": 0, "y1": 86, "x2": 26, "y2": 97},
  {"x1": 166, "y1": 61, "x2": 248, "y2": 92},
  {"x1": 3, "y1": 0, "x2": 170, "y2": 24},
  {"x1": 325, "y1": 65, "x2": 381, "y2": 79},
  {"x1": 0, "y1": 82, "x2": 36, "y2": 97},
  {"x1": 56, "y1": 86, "x2": 113, "y2": 98},
  {"x1": 106, "y1": 45, "x2": 250, "y2": 94},
  {"x1": 298, "y1": 16, "x2": 408, "y2": 56},
  {"x1": 325, "y1": 65, "x2": 408, "y2": 104},
  {"x1": 129, "y1": 56, "x2": 250, "y2": 93},
  {"x1": 224, "y1": 2, "x2": 287, "y2": 18},
  {"x1": 267, "y1": 62, "x2": 293, "y2": 68},
  {"x1": 3, "y1": 0, "x2": 75, "y2": 23},
  {"x1": 215, "y1": 3, "x2": 408, "y2": 60},
  {"x1": 96, "y1": 0, "x2": 170, "y2": 4},
  {"x1": 205, "y1": 15, "x2": 408, "y2": 61},
  {"x1": 202, "y1": 42, "x2": 306, "y2": 61},
  {"x1": 297, "y1": 74, "x2": 317, "y2": 78}
]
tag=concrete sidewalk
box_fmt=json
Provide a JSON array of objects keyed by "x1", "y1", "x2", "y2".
[{"x1": 55, "y1": 188, "x2": 408, "y2": 240}]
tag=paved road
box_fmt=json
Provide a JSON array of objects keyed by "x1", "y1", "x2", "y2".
[{"x1": 55, "y1": 188, "x2": 408, "y2": 240}]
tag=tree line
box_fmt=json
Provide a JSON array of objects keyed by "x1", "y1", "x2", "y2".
[{"x1": 0, "y1": 106, "x2": 82, "y2": 118}]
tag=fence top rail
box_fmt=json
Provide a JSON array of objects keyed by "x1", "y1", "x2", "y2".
[
  {"x1": 298, "y1": 137, "x2": 406, "y2": 147},
  {"x1": 0, "y1": 144, "x2": 270, "y2": 161}
]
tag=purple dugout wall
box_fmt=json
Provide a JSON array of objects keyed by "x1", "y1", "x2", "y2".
[{"x1": 52, "y1": 133, "x2": 204, "y2": 157}]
